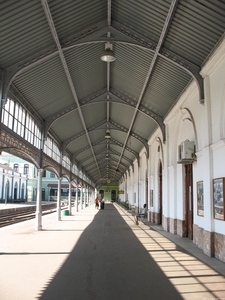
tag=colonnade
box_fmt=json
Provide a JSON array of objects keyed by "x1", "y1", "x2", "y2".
[{"x1": 35, "y1": 169, "x2": 95, "y2": 230}]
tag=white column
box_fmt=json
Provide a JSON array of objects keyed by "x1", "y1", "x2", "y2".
[
  {"x1": 68, "y1": 181, "x2": 72, "y2": 215},
  {"x1": 85, "y1": 187, "x2": 87, "y2": 207},
  {"x1": 35, "y1": 168, "x2": 43, "y2": 231},
  {"x1": 88, "y1": 189, "x2": 91, "y2": 206},
  {"x1": 75, "y1": 186, "x2": 78, "y2": 212},
  {"x1": 81, "y1": 187, "x2": 83, "y2": 210},
  {"x1": 57, "y1": 177, "x2": 62, "y2": 221}
]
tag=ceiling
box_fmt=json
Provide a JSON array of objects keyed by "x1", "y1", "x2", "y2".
[{"x1": 1, "y1": 0, "x2": 225, "y2": 186}]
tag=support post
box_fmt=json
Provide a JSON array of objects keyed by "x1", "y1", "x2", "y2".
[
  {"x1": 57, "y1": 177, "x2": 62, "y2": 221},
  {"x1": 75, "y1": 186, "x2": 78, "y2": 212},
  {"x1": 35, "y1": 168, "x2": 43, "y2": 231},
  {"x1": 81, "y1": 187, "x2": 83, "y2": 210},
  {"x1": 68, "y1": 181, "x2": 72, "y2": 215}
]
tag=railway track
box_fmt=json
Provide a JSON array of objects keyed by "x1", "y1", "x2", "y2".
[{"x1": 0, "y1": 203, "x2": 58, "y2": 228}]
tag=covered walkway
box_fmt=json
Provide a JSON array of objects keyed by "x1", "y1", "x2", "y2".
[{"x1": 1, "y1": 203, "x2": 225, "y2": 300}]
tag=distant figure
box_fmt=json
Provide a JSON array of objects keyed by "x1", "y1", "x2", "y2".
[
  {"x1": 100, "y1": 196, "x2": 105, "y2": 210},
  {"x1": 141, "y1": 204, "x2": 147, "y2": 217},
  {"x1": 95, "y1": 196, "x2": 99, "y2": 209}
]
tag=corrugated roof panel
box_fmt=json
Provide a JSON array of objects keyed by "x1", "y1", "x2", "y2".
[
  {"x1": 123, "y1": 148, "x2": 137, "y2": 162},
  {"x1": 77, "y1": 148, "x2": 93, "y2": 161},
  {"x1": 2, "y1": 1, "x2": 225, "y2": 184},
  {"x1": 112, "y1": 0, "x2": 171, "y2": 42},
  {"x1": 111, "y1": 43, "x2": 154, "y2": 100},
  {"x1": 68, "y1": 135, "x2": 90, "y2": 156},
  {"x1": 65, "y1": 44, "x2": 106, "y2": 99},
  {"x1": 110, "y1": 103, "x2": 135, "y2": 130},
  {"x1": 51, "y1": 110, "x2": 83, "y2": 141},
  {"x1": 143, "y1": 57, "x2": 191, "y2": 116},
  {"x1": 0, "y1": 1, "x2": 53, "y2": 68},
  {"x1": 81, "y1": 102, "x2": 106, "y2": 128},
  {"x1": 48, "y1": 0, "x2": 107, "y2": 40},
  {"x1": 133, "y1": 112, "x2": 157, "y2": 140},
  {"x1": 89, "y1": 130, "x2": 106, "y2": 145},
  {"x1": 13, "y1": 56, "x2": 74, "y2": 119},
  {"x1": 111, "y1": 130, "x2": 127, "y2": 145},
  {"x1": 164, "y1": 0, "x2": 225, "y2": 66}
]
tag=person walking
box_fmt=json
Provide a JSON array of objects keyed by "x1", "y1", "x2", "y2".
[{"x1": 95, "y1": 196, "x2": 99, "y2": 209}]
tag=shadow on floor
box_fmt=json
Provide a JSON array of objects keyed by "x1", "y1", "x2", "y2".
[{"x1": 37, "y1": 204, "x2": 183, "y2": 300}]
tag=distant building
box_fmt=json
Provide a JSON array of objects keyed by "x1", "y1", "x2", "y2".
[
  {"x1": 0, "y1": 157, "x2": 28, "y2": 203},
  {"x1": 0, "y1": 152, "x2": 74, "y2": 202}
]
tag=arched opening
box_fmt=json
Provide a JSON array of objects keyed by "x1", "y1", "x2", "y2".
[
  {"x1": 145, "y1": 170, "x2": 148, "y2": 208},
  {"x1": 99, "y1": 190, "x2": 104, "y2": 198},
  {"x1": 21, "y1": 183, "x2": 25, "y2": 199},
  {"x1": 14, "y1": 182, "x2": 18, "y2": 200},
  {"x1": 111, "y1": 190, "x2": 116, "y2": 202},
  {"x1": 5, "y1": 180, "x2": 10, "y2": 204},
  {"x1": 158, "y1": 160, "x2": 163, "y2": 225},
  {"x1": 42, "y1": 188, "x2": 45, "y2": 201}
]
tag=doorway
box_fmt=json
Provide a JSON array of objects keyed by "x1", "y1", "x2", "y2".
[
  {"x1": 14, "y1": 182, "x2": 18, "y2": 200},
  {"x1": 159, "y1": 161, "x2": 162, "y2": 224},
  {"x1": 184, "y1": 164, "x2": 193, "y2": 239},
  {"x1": 111, "y1": 190, "x2": 116, "y2": 202},
  {"x1": 146, "y1": 170, "x2": 148, "y2": 208}
]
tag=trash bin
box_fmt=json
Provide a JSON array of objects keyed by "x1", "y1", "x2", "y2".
[{"x1": 63, "y1": 210, "x2": 69, "y2": 216}]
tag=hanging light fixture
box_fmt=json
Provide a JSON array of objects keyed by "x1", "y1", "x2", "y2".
[
  {"x1": 101, "y1": 42, "x2": 115, "y2": 62},
  {"x1": 105, "y1": 128, "x2": 111, "y2": 139}
]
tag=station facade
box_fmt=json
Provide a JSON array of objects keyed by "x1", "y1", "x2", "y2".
[{"x1": 119, "y1": 40, "x2": 225, "y2": 263}]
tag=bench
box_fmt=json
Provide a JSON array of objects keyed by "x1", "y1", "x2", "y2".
[
  {"x1": 131, "y1": 206, "x2": 147, "y2": 225},
  {"x1": 13, "y1": 199, "x2": 25, "y2": 203}
]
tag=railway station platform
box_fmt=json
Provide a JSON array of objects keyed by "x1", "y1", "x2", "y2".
[{"x1": 0, "y1": 202, "x2": 225, "y2": 300}]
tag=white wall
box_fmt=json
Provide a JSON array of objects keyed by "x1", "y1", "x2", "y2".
[{"x1": 121, "y1": 38, "x2": 225, "y2": 236}]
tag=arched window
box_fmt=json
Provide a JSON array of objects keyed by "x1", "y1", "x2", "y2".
[
  {"x1": 24, "y1": 164, "x2": 29, "y2": 175},
  {"x1": 62, "y1": 155, "x2": 70, "y2": 170},
  {"x1": 14, "y1": 163, "x2": 19, "y2": 172},
  {"x1": 43, "y1": 136, "x2": 60, "y2": 163},
  {"x1": 2, "y1": 98, "x2": 41, "y2": 148}
]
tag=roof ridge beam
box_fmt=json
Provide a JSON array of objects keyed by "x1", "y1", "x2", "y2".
[
  {"x1": 44, "y1": 89, "x2": 107, "y2": 137},
  {"x1": 110, "y1": 89, "x2": 165, "y2": 143},
  {"x1": 109, "y1": 119, "x2": 149, "y2": 157}
]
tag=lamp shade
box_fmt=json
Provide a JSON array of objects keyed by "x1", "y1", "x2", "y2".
[
  {"x1": 101, "y1": 49, "x2": 115, "y2": 62},
  {"x1": 105, "y1": 129, "x2": 111, "y2": 139}
]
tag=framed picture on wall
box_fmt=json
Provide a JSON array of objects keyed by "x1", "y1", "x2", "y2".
[
  {"x1": 150, "y1": 190, "x2": 153, "y2": 207},
  {"x1": 213, "y1": 178, "x2": 225, "y2": 221},
  {"x1": 197, "y1": 181, "x2": 204, "y2": 216}
]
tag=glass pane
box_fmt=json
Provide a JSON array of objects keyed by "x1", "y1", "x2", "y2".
[
  {"x1": 3, "y1": 111, "x2": 9, "y2": 126},
  {"x1": 17, "y1": 122, "x2": 21, "y2": 136},
  {"x1": 8, "y1": 115, "x2": 13, "y2": 129},
  {"x1": 22, "y1": 110, "x2": 25, "y2": 124},
  {"x1": 9, "y1": 100, "x2": 14, "y2": 115},
  {"x1": 21, "y1": 125, "x2": 24, "y2": 137},
  {"x1": 15, "y1": 104, "x2": 19, "y2": 119},
  {"x1": 13, "y1": 119, "x2": 18, "y2": 132}
]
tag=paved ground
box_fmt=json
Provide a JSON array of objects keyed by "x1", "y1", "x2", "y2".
[{"x1": 0, "y1": 202, "x2": 225, "y2": 300}]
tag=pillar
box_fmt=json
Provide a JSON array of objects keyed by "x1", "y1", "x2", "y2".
[
  {"x1": 57, "y1": 177, "x2": 62, "y2": 221},
  {"x1": 68, "y1": 181, "x2": 72, "y2": 215},
  {"x1": 35, "y1": 168, "x2": 43, "y2": 231},
  {"x1": 75, "y1": 186, "x2": 78, "y2": 212},
  {"x1": 81, "y1": 187, "x2": 83, "y2": 210}
]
